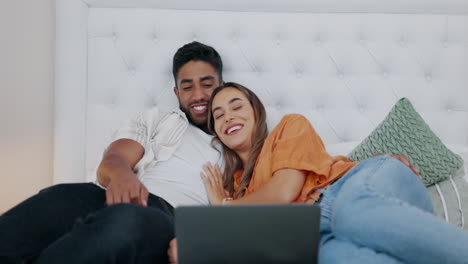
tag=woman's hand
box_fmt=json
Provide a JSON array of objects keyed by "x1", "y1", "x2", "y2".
[
  {"x1": 200, "y1": 162, "x2": 229, "y2": 205},
  {"x1": 374, "y1": 153, "x2": 422, "y2": 180},
  {"x1": 168, "y1": 238, "x2": 178, "y2": 264}
]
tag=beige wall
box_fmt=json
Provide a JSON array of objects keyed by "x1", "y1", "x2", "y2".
[{"x1": 0, "y1": 0, "x2": 55, "y2": 212}]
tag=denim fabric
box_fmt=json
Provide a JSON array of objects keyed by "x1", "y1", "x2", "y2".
[
  {"x1": 0, "y1": 183, "x2": 174, "y2": 264},
  {"x1": 318, "y1": 155, "x2": 468, "y2": 264}
]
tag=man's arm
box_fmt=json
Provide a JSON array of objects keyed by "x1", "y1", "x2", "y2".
[{"x1": 97, "y1": 138, "x2": 148, "y2": 206}]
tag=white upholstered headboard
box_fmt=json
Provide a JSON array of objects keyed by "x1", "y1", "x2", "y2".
[{"x1": 55, "y1": 0, "x2": 468, "y2": 183}]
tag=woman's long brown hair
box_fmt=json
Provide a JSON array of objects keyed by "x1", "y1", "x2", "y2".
[{"x1": 207, "y1": 82, "x2": 268, "y2": 198}]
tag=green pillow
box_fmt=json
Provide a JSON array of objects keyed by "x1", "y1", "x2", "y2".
[{"x1": 347, "y1": 98, "x2": 464, "y2": 186}]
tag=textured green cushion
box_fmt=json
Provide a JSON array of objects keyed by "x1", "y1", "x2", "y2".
[{"x1": 347, "y1": 98, "x2": 464, "y2": 186}]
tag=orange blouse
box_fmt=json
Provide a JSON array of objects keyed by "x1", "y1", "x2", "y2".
[{"x1": 234, "y1": 114, "x2": 358, "y2": 203}]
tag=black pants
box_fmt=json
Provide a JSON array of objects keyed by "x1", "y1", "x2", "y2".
[{"x1": 0, "y1": 183, "x2": 174, "y2": 264}]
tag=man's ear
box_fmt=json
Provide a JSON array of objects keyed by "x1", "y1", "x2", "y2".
[
  {"x1": 173, "y1": 86, "x2": 179, "y2": 98},
  {"x1": 220, "y1": 81, "x2": 225, "y2": 86}
]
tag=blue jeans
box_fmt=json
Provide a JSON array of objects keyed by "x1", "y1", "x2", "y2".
[
  {"x1": 0, "y1": 183, "x2": 174, "y2": 264},
  {"x1": 318, "y1": 155, "x2": 468, "y2": 264}
]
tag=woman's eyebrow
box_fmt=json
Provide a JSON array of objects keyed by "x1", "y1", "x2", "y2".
[
  {"x1": 228, "y1": 98, "x2": 242, "y2": 104},
  {"x1": 212, "y1": 97, "x2": 243, "y2": 114}
]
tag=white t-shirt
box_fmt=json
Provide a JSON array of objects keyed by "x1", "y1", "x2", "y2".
[
  {"x1": 141, "y1": 124, "x2": 222, "y2": 207},
  {"x1": 110, "y1": 107, "x2": 223, "y2": 207}
]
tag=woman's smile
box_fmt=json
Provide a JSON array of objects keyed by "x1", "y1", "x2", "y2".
[{"x1": 224, "y1": 124, "x2": 244, "y2": 135}]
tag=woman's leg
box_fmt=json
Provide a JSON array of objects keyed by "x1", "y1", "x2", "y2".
[
  {"x1": 331, "y1": 155, "x2": 468, "y2": 264},
  {"x1": 319, "y1": 174, "x2": 404, "y2": 264},
  {"x1": 319, "y1": 238, "x2": 403, "y2": 264}
]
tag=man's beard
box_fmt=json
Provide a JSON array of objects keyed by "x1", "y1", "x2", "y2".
[{"x1": 179, "y1": 101, "x2": 208, "y2": 130}]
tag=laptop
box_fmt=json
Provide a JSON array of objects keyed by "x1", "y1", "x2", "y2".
[{"x1": 175, "y1": 204, "x2": 321, "y2": 264}]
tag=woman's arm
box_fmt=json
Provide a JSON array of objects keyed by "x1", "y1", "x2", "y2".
[
  {"x1": 201, "y1": 163, "x2": 306, "y2": 205},
  {"x1": 231, "y1": 168, "x2": 307, "y2": 204}
]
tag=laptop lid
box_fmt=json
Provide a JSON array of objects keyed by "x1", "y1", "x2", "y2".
[{"x1": 175, "y1": 204, "x2": 320, "y2": 264}]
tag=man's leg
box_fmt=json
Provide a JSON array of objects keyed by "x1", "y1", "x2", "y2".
[
  {"x1": 34, "y1": 201, "x2": 174, "y2": 264},
  {"x1": 0, "y1": 183, "x2": 106, "y2": 264}
]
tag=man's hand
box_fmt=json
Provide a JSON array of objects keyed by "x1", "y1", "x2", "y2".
[
  {"x1": 374, "y1": 153, "x2": 422, "y2": 180},
  {"x1": 168, "y1": 238, "x2": 178, "y2": 264},
  {"x1": 97, "y1": 139, "x2": 147, "y2": 206},
  {"x1": 106, "y1": 173, "x2": 148, "y2": 206}
]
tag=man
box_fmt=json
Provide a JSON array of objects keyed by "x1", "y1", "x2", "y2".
[{"x1": 0, "y1": 41, "x2": 223, "y2": 264}]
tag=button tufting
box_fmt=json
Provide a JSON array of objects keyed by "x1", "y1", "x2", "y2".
[
  {"x1": 315, "y1": 38, "x2": 321, "y2": 46},
  {"x1": 276, "y1": 103, "x2": 282, "y2": 110},
  {"x1": 296, "y1": 71, "x2": 302, "y2": 78},
  {"x1": 338, "y1": 73, "x2": 344, "y2": 79},
  {"x1": 426, "y1": 74, "x2": 432, "y2": 82},
  {"x1": 443, "y1": 41, "x2": 449, "y2": 48},
  {"x1": 112, "y1": 33, "x2": 118, "y2": 41},
  {"x1": 447, "y1": 107, "x2": 452, "y2": 113},
  {"x1": 382, "y1": 71, "x2": 388, "y2": 79},
  {"x1": 399, "y1": 40, "x2": 406, "y2": 47}
]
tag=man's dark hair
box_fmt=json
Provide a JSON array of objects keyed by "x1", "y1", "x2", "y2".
[{"x1": 172, "y1": 41, "x2": 223, "y2": 86}]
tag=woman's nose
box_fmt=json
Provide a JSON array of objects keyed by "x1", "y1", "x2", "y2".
[{"x1": 224, "y1": 113, "x2": 234, "y2": 123}]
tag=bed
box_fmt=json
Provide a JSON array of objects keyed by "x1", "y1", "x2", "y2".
[{"x1": 55, "y1": 0, "x2": 468, "y2": 229}]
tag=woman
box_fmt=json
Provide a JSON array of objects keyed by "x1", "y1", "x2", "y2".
[{"x1": 170, "y1": 82, "x2": 468, "y2": 264}]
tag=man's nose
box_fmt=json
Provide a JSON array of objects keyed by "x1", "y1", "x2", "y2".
[{"x1": 192, "y1": 85, "x2": 208, "y2": 101}]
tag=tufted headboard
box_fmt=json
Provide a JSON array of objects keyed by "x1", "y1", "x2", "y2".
[{"x1": 55, "y1": 0, "x2": 468, "y2": 184}]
